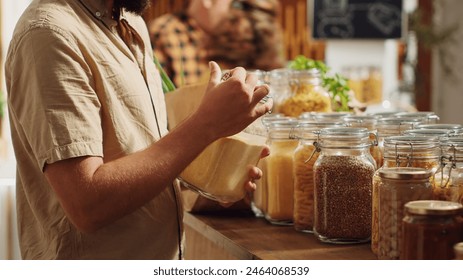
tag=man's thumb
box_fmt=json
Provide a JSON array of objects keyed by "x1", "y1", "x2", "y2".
[{"x1": 208, "y1": 61, "x2": 221, "y2": 87}]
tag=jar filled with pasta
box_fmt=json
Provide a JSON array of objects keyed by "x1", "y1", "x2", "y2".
[
  {"x1": 280, "y1": 69, "x2": 332, "y2": 117},
  {"x1": 313, "y1": 127, "x2": 376, "y2": 243},
  {"x1": 377, "y1": 168, "x2": 434, "y2": 260},
  {"x1": 371, "y1": 135, "x2": 440, "y2": 256},
  {"x1": 265, "y1": 119, "x2": 299, "y2": 225},
  {"x1": 433, "y1": 137, "x2": 463, "y2": 203},
  {"x1": 292, "y1": 121, "x2": 345, "y2": 233}
]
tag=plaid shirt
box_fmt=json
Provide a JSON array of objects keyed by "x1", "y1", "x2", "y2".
[{"x1": 149, "y1": 13, "x2": 209, "y2": 87}]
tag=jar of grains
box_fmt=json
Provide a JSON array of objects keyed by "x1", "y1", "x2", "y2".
[
  {"x1": 433, "y1": 137, "x2": 463, "y2": 203},
  {"x1": 292, "y1": 121, "x2": 345, "y2": 233},
  {"x1": 265, "y1": 119, "x2": 299, "y2": 225},
  {"x1": 371, "y1": 135, "x2": 440, "y2": 256},
  {"x1": 377, "y1": 168, "x2": 434, "y2": 260},
  {"x1": 401, "y1": 200, "x2": 463, "y2": 260},
  {"x1": 343, "y1": 115, "x2": 380, "y2": 168},
  {"x1": 279, "y1": 69, "x2": 332, "y2": 117},
  {"x1": 313, "y1": 127, "x2": 376, "y2": 243}
]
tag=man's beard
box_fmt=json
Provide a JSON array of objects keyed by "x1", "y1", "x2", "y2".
[{"x1": 113, "y1": 0, "x2": 151, "y2": 15}]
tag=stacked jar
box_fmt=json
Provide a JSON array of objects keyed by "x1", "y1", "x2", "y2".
[
  {"x1": 371, "y1": 135, "x2": 441, "y2": 256},
  {"x1": 433, "y1": 138, "x2": 463, "y2": 203},
  {"x1": 265, "y1": 119, "x2": 299, "y2": 225},
  {"x1": 292, "y1": 121, "x2": 345, "y2": 233},
  {"x1": 395, "y1": 111, "x2": 440, "y2": 124},
  {"x1": 377, "y1": 168, "x2": 434, "y2": 260},
  {"x1": 280, "y1": 69, "x2": 332, "y2": 117},
  {"x1": 401, "y1": 200, "x2": 463, "y2": 260},
  {"x1": 313, "y1": 127, "x2": 376, "y2": 243}
]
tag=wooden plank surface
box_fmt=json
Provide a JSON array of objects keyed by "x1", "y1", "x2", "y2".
[{"x1": 184, "y1": 211, "x2": 376, "y2": 260}]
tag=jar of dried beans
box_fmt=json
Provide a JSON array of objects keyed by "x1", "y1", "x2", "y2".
[
  {"x1": 401, "y1": 200, "x2": 463, "y2": 260},
  {"x1": 292, "y1": 121, "x2": 345, "y2": 233},
  {"x1": 377, "y1": 168, "x2": 434, "y2": 260},
  {"x1": 265, "y1": 119, "x2": 299, "y2": 225},
  {"x1": 371, "y1": 135, "x2": 440, "y2": 256},
  {"x1": 313, "y1": 127, "x2": 376, "y2": 243}
]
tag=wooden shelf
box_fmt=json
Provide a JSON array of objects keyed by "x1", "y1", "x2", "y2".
[{"x1": 183, "y1": 210, "x2": 376, "y2": 260}]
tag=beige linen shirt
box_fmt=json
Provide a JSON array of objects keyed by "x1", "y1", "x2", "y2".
[{"x1": 5, "y1": 0, "x2": 183, "y2": 259}]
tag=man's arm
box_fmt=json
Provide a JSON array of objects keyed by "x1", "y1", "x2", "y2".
[{"x1": 44, "y1": 62, "x2": 272, "y2": 233}]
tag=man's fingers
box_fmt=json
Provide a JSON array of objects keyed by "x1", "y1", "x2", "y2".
[{"x1": 207, "y1": 61, "x2": 222, "y2": 89}]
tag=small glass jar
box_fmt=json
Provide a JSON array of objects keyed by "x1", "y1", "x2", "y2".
[
  {"x1": 313, "y1": 127, "x2": 376, "y2": 243},
  {"x1": 344, "y1": 115, "x2": 380, "y2": 169},
  {"x1": 313, "y1": 112, "x2": 352, "y2": 122},
  {"x1": 377, "y1": 168, "x2": 434, "y2": 260},
  {"x1": 371, "y1": 135, "x2": 440, "y2": 256},
  {"x1": 401, "y1": 200, "x2": 463, "y2": 260},
  {"x1": 280, "y1": 69, "x2": 332, "y2": 117},
  {"x1": 265, "y1": 119, "x2": 299, "y2": 225},
  {"x1": 433, "y1": 137, "x2": 463, "y2": 203},
  {"x1": 292, "y1": 121, "x2": 345, "y2": 233}
]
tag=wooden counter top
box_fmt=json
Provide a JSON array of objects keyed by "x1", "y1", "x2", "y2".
[{"x1": 183, "y1": 210, "x2": 377, "y2": 260}]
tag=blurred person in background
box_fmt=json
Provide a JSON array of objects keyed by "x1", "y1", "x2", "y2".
[{"x1": 150, "y1": 0, "x2": 285, "y2": 87}]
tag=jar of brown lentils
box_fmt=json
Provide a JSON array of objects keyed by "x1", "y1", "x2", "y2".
[{"x1": 313, "y1": 127, "x2": 376, "y2": 244}]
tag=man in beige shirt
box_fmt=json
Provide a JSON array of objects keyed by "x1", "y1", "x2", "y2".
[{"x1": 5, "y1": 0, "x2": 272, "y2": 259}]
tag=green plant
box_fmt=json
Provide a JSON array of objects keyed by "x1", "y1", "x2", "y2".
[
  {"x1": 0, "y1": 90, "x2": 5, "y2": 119},
  {"x1": 153, "y1": 56, "x2": 176, "y2": 93},
  {"x1": 289, "y1": 55, "x2": 351, "y2": 112}
]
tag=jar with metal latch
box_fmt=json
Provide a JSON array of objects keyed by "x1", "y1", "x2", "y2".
[
  {"x1": 280, "y1": 69, "x2": 332, "y2": 117},
  {"x1": 401, "y1": 200, "x2": 463, "y2": 260},
  {"x1": 313, "y1": 127, "x2": 376, "y2": 243},
  {"x1": 292, "y1": 121, "x2": 345, "y2": 233},
  {"x1": 403, "y1": 128, "x2": 463, "y2": 139},
  {"x1": 433, "y1": 138, "x2": 463, "y2": 203},
  {"x1": 395, "y1": 111, "x2": 440, "y2": 124},
  {"x1": 371, "y1": 135, "x2": 440, "y2": 256},
  {"x1": 344, "y1": 115, "x2": 380, "y2": 169},
  {"x1": 264, "y1": 119, "x2": 299, "y2": 225},
  {"x1": 250, "y1": 114, "x2": 292, "y2": 218},
  {"x1": 375, "y1": 117, "x2": 422, "y2": 167},
  {"x1": 377, "y1": 168, "x2": 434, "y2": 260},
  {"x1": 268, "y1": 68, "x2": 291, "y2": 114}
]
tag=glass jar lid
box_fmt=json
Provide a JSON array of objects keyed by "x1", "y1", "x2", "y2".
[
  {"x1": 416, "y1": 123, "x2": 463, "y2": 130},
  {"x1": 313, "y1": 112, "x2": 353, "y2": 122},
  {"x1": 344, "y1": 115, "x2": 378, "y2": 130},
  {"x1": 395, "y1": 112, "x2": 440, "y2": 123},
  {"x1": 403, "y1": 129, "x2": 456, "y2": 138},
  {"x1": 383, "y1": 135, "x2": 440, "y2": 159},
  {"x1": 267, "y1": 119, "x2": 299, "y2": 139},
  {"x1": 378, "y1": 167, "x2": 433, "y2": 180},
  {"x1": 404, "y1": 200, "x2": 463, "y2": 216},
  {"x1": 440, "y1": 137, "x2": 463, "y2": 161},
  {"x1": 294, "y1": 121, "x2": 345, "y2": 140}
]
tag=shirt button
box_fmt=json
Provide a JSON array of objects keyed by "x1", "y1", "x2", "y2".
[{"x1": 96, "y1": 11, "x2": 101, "y2": 17}]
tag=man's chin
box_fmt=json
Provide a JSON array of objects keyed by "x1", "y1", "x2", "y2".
[{"x1": 114, "y1": 0, "x2": 151, "y2": 15}]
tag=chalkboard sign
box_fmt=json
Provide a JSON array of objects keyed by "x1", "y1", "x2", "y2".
[{"x1": 310, "y1": 0, "x2": 404, "y2": 39}]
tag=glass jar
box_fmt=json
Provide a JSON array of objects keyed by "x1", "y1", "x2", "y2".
[
  {"x1": 376, "y1": 117, "x2": 422, "y2": 168},
  {"x1": 344, "y1": 115, "x2": 380, "y2": 169},
  {"x1": 265, "y1": 119, "x2": 299, "y2": 225},
  {"x1": 313, "y1": 127, "x2": 376, "y2": 243},
  {"x1": 454, "y1": 242, "x2": 463, "y2": 260},
  {"x1": 403, "y1": 128, "x2": 463, "y2": 139},
  {"x1": 251, "y1": 115, "x2": 292, "y2": 217},
  {"x1": 280, "y1": 69, "x2": 332, "y2": 117},
  {"x1": 377, "y1": 168, "x2": 434, "y2": 260},
  {"x1": 395, "y1": 111, "x2": 440, "y2": 124},
  {"x1": 313, "y1": 112, "x2": 352, "y2": 122},
  {"x1": 268, "y1": 68, "x2": 291, "y2": 114},
  {"x1": 292, "y1": 121, "x2": 345, "y2": 233},
  {"x1": 401, "y1": 200, "x2": 463, "y2": 260},
  {"x1": 371, "y1": 135, "x2": 440, "y2": 256},
  {"x1": 433, "y1": 138, "x2": 463, "y2": 203}
]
